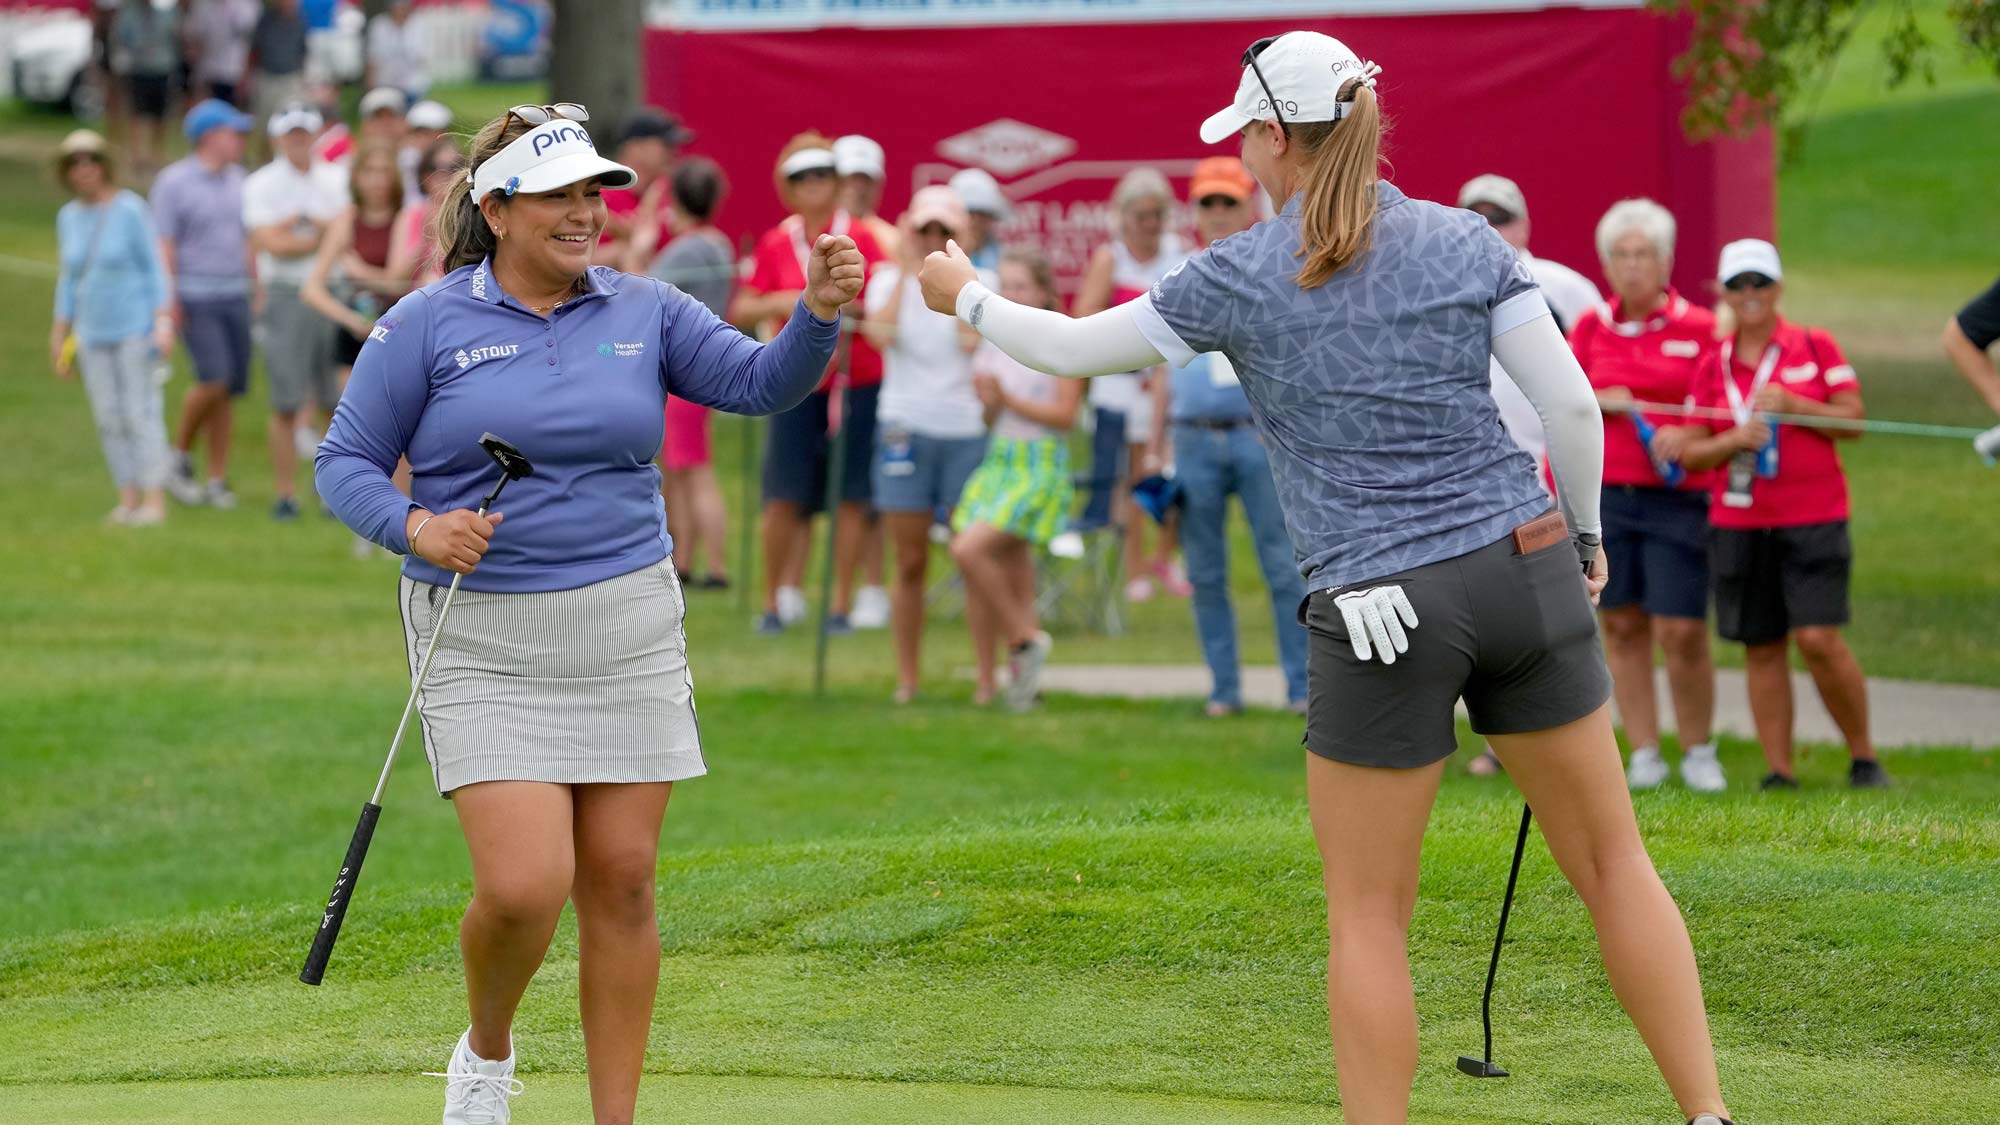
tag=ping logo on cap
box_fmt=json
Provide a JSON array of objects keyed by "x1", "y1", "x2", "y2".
[{"x1": 531, "y1": 124, "x2": 594, "y2": 157}]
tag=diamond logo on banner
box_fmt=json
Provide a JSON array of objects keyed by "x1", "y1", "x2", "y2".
[{"x1": 936, "y1": 118, "x2": 1077, "y2": 178}]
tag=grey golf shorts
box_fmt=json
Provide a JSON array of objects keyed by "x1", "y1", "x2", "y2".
[{"x1": 1302, "y1": 526, "x2": 1612, "y2": 769}]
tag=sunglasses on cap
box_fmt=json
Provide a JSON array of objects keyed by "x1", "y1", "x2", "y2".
[
  {"x1": 1241, "y1": 35, "x2": 1289, "y2": 136},
  {"x1": 1468, "y1": 202, "x2": 1519, "y2": 227},
  {"x1": 504, "y1": 102, "x2": 588, "y2": 131},
  {"x1": 1724, "y1": 273, "x2": 1776, "y2": 292},
  {"x1": 1197, "y1": 194, "x2": 1242, "y2": 210}
]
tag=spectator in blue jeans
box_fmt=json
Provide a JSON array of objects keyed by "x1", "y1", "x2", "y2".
[{"x1": 1145, "y1": 158, "x2": 1306, "y2": 715}]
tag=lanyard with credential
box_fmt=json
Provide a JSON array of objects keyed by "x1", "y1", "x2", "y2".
[{"x1": 1719, "y1": 339, "x2": 1781, "y2": 426}]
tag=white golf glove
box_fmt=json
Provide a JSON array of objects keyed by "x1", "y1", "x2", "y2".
[{"x1": 1333, "y1": 585, "x2": 1419, "y2": 665}]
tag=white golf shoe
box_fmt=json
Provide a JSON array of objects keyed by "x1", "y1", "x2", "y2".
[
  {"x1": 1680, "y1": 744, "x2": 1727, "y2": 792},
  {"x1": 427, "y1": 1030, "x2": 522, "y2": 1125},
  {"x1": 1626, "y1": 747, "x2": 1669, "y2": 790},
  {"x1": 1005, "y1": 631, "x2": 1053, "y2": 712}
]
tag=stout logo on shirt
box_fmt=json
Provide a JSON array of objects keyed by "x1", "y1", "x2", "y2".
[
  {"x1": 455, "y1": 343, "x2": 522, "y2": 369},
  {"x1": 1660, "y1": 339, "x2": 1701, "y2": 358}
]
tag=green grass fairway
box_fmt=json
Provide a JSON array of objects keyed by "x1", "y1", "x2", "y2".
[{"x1": 4, "y1": 46, "x2": 2000, "y2": 1125}]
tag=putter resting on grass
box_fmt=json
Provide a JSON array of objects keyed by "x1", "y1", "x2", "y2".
[{"x1": 299, "y1": 433, "x2": 533, "y2": 986}]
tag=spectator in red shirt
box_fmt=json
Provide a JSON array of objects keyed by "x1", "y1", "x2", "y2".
[
  {"x1": 1569, "y1": 199, "x2": 1722, "y2": 792},
  {"x1": 1665, "y1": 240, "x2": 1888, "y2": 790},
  {"x1": 730, "y1": 132, "x2": 889, "y2": 633}
]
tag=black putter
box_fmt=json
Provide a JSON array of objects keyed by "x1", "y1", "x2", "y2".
[
  {"x1": 301, "y1": 433, "x2": 533, "y2": 986},
  {"x1": 1458, "y1": 802, "x2": 1533, "y2": 1078}
]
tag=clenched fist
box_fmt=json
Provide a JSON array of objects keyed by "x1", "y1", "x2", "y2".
[
  {"x1": 805, "y1": 234, "x2": 866, "y2": 321},
  {"x1": 408, "y1": 508, "x2": 505, "y2": 575},
  {"x1": 919, "y1": 239, "x2": 979, "y2": 316}
]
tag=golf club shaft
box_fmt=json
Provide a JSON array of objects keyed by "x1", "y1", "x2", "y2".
[
  {"x1": 1481, "y1": 803, "x2": 1533, "y2": 1064},
  {"x1": 301, "y1": 485, "x2": 511, "y2": 986}
]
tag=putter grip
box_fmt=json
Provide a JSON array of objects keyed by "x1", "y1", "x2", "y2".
[{"x1": 300, "y1": 801, "x2": 381, "y2": 985}]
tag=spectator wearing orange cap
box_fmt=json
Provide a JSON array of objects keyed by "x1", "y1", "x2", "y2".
[
  {"x1": 861, "y1": 185, "x2": 995, "y2": 701},
  {"x1": 1141, "y1": 157, "x2": 1306, "y2": 715}
]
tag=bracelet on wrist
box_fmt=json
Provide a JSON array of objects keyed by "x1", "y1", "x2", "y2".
[{"x1": 409, "y1": 514, "x2": 435, "y2": 555}]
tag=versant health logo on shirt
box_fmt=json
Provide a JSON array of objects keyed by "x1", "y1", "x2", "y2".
[
  {"x1": 455, "y1": 344, "x2": 522, "y2": 369},
  {"x1": 597, "y1": 341, "x2": 646, "y2": 358}
]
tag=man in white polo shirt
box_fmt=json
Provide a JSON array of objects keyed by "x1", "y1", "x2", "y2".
[{"x1": 243, "y1": 104, "x2": 346, "y2": 520}]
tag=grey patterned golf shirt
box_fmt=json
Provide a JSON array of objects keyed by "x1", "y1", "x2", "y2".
[{"x1": 1132, "y1": 181, "x2": 1552, "y2": 595}]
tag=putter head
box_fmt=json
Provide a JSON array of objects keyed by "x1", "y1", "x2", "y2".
[
  {"x1": 1457, "y1": 1056, "x2": 1509, "y2": 1078},
  {"x1": 479, "y1": 433, "x2": 534, "y2": 480}
]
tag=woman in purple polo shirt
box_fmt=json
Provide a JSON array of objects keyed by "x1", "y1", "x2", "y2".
[{"x1": 315, "y1": 103, "x2": 864, "y2": 1125}]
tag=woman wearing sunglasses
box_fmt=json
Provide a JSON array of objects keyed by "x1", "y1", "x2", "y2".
[
  {"x1": 316, "y1": 102, "x2": 866, "y2": 1125},
  {"x1": 920, "y1": 32, "x2": 1733, "y2": 1125},
  {"x1": 1661, "y1": 239, "x2": 1887, "y2": 792}
]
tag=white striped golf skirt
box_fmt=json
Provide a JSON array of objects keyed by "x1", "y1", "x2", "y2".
[{"x1": 399, "y1": 559, "x2": 707, "y2": 795}]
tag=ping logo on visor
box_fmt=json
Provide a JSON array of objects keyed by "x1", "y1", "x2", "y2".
[{"x1": 531, "y1": 124, "x2": 594, "y2": 157}]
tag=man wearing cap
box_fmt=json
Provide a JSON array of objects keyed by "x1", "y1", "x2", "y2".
[
  {"x1": 1144, "y1": 156, "x2": 1307, "y2": 718},
  {"x1": 602, "y1": 108, "x2": 695, "y2": 269},
  {"x1": 948, "y1": 168, "x2": 1011, "y2": 273},
  {"x1": 152, "y1": 98, "x2": 258, "y2": 510},
  {"x1": 243, "y1": 104, "x2": 348, "y2": 520},
  {"x1": 366, "y1": 0, "x2": 429, "y2": 101},
  {"x1": 1459, "y1": 173, "x2": 1602, "y2": 461}
]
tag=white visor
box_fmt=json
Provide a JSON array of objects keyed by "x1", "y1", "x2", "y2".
[
  {"x1": 1199, "y1": 31, "x2": 1381, "y2": 145},
  {"x1": 779, "y1": 148, "x2": 837, "y2": 178},
  {"x1": 471, "y1": 119, "x2": 637, "y2": 204},
  {"x1": 269, "y1": 106, "x2": 323, "y2": 137}
]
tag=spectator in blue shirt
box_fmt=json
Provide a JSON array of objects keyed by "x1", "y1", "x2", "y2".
[
  {"x1": 49, "y1": 129, "x2": 173, "y2": 526},
  {"x1": 1145, "y1": 156, "x2": 1307, "y2": 717},
  {"x1": 315, "y1": 104, "x2": 865, "y2": 1125}
]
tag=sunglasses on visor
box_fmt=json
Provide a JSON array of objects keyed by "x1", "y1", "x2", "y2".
[
  {"x1": 504, "y1": 102, "x2": 589, "y2": 131},
  {"x1": 1241, "y1": 35, "x2": 1289, "y2": 136}
]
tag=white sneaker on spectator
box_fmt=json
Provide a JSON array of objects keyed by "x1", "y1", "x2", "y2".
[
  {"x1": 775, "y1": 585, "x2": 808, "y2": 626},
  {"x1": 427, "y1": 1030, "x2": 522, "y2": 1125},
  {"x1": 1005, "y1": 631, "x2": 1053, "y2": 712},
  {"x1": 204, "y1": 480, "x2": 238, "y2": 510},
  {"x1": 1626, "y1": 747, "x2": 1668, "y2": 790},
  {"x1": 167, "y1": 455, "x2": 205, "y2": 505},
  {"x1": 851, "y1": 585, "x2": 890, "y2": 630},
  {"x1": 1680, "y1": 744, "x2": 1726, "y2": 792}
]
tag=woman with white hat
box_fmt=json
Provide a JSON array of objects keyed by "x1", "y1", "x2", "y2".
[
  {"x1": 921, "y1": 32, "x2": 1732, "y2": 1125},
  {"x1": 316, "y1": 102, "x2": 867, "y2": 1125},
  {"x1": 1663, "y1": 238, "x2": 1886, "y2": 791},
  {"x1": 861, "y1": 184, "x2": 994, "y2": 703},
  {"x1": 49, "y1": 128, "x2": 175, "y2": 526}
]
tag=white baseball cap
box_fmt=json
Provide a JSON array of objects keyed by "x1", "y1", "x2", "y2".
[
  {"x1": 948, "y1": 167, "x2": 1011, "y2": 219},
  {"x1": 833, "y1": 135, "x2": 885, "y2": 179},
  {"x1": 471, "y1": 118, "x2": 637, "y2": 204},
  {"x1": 268, "y1": 105, "x2": 323, "y2": 137},
  {"x1": 406, "y1": 99, "x2": 452, "y2": 131},
  {"x1": 1199, "y1": 31, "x2": 1381, "y2": 145},
  {"x1": 1717, "y1": 238, "x2": 1782, "y2": 283},
  {"x1": 359, "y1": 86, "x2": 407, "y2": 118},
  {"x1": 1458, "y1": 174, "x2": 1528, "y2": 220}
]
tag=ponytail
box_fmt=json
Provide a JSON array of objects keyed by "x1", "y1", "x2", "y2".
[
  {"x1": 436, "y1": 113, "x2": 535, "y2": 273},
  {"x1": 1293, "y1": 82, "x2": 1384, "y2": 289}
]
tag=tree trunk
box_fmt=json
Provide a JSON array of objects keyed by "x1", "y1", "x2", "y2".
[{"x1": 549, "y1": 0, "x2": 645, "y2": 148}]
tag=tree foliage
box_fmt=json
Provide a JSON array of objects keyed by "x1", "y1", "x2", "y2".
[{"x1": 1656, "y1": 0, "x2": 2000, "y2": 143}]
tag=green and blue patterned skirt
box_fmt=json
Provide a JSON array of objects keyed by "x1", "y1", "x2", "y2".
[{"x1": 952, "y1": 437, "x2": 1071, "y2": 545}]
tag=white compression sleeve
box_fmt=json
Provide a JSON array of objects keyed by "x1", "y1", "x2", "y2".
[
  {"x1": 955, "y1": 281, "x2": 1168, "y2": 377},
  {"x1": 1491, "y1": 295, "x2": 1603, "y2": 537}
]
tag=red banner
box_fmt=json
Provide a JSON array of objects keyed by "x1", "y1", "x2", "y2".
[{"x1": 645, "y1": 7, "x2": 1771, "y2": 300}]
